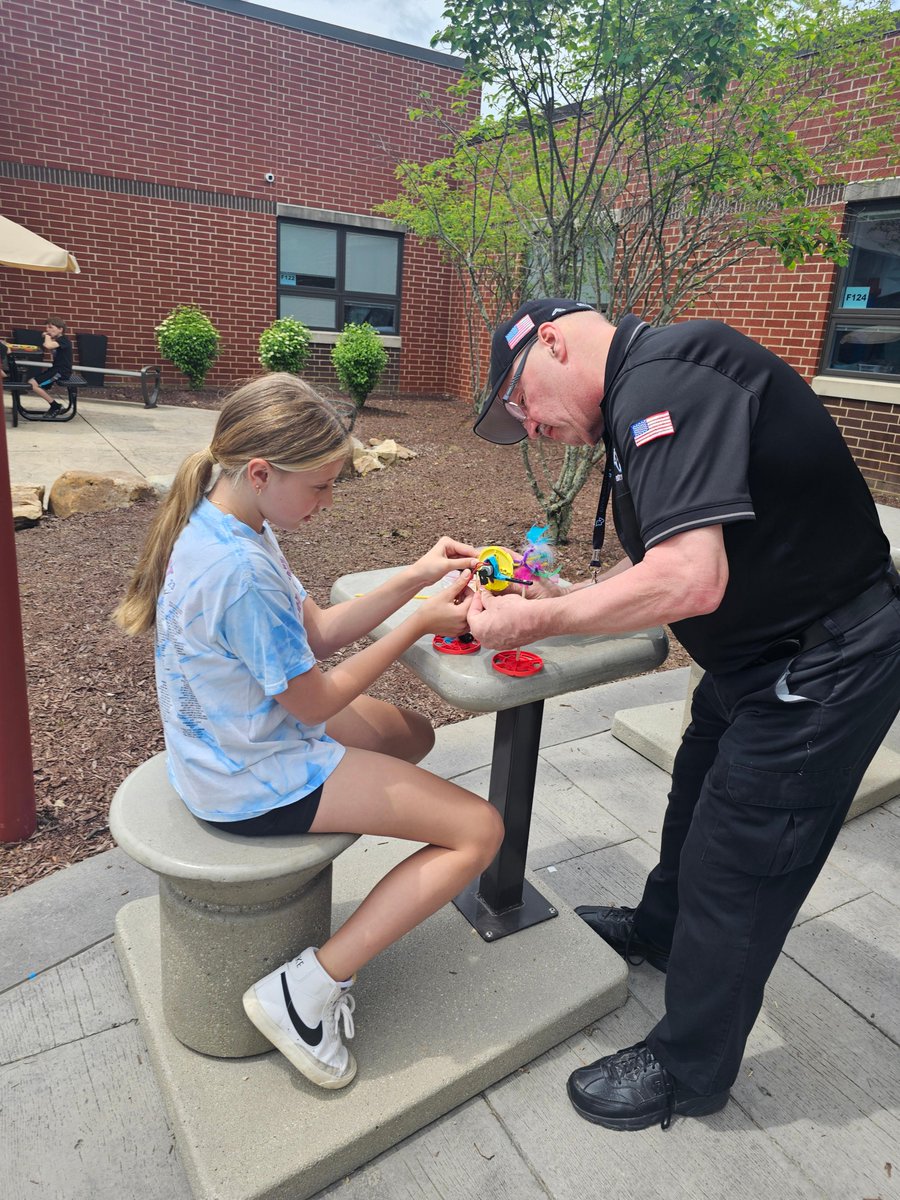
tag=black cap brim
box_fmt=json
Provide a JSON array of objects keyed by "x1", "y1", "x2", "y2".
[{"x1": 472, "y1": 375, "x2": 529, "y2": 445}]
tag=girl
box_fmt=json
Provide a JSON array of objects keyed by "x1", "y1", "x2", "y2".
[{"x1": 115, "y1": 374, "x2": 504, "y2": 1091}]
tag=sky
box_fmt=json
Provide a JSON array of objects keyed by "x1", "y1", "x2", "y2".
[{"x1": 240, "y1": 0, "x2": 451, "y2": 51}]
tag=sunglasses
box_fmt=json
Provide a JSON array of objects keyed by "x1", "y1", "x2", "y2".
[{"x1": 500, "y1": 340, "x2": 534, "y2": 423}]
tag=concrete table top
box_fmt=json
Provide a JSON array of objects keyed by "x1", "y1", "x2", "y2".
[{"x1": 331, "y1": 568, "x2": 669, "y2": 713}]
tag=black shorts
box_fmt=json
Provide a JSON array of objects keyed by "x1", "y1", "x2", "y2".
[
  {"x1": 36, "y1": 372, "x2": 63, "y2": 390},
  {"x1": 201, "y1": 783, "x2": 324, "y2": 837}
]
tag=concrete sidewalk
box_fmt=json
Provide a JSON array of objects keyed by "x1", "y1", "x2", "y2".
[
  {"x1": 3, "y1": 667, "x2": 900, "y2": 1200},
  {"x1": 4, "y1": 391, "x2": 218, "y2": 496}
]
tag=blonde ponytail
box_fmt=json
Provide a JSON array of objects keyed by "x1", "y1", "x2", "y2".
[{"x1": 113, "y1": 449, "x2": 215, "y2": 634}]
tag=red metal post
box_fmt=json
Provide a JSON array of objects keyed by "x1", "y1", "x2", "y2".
[{"x1": 0, "y1": 406, "x2": 36, "y2": 842}]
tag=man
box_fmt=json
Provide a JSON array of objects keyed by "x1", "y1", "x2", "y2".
[{"x1": 469, "y1": 298, "x2": 900, "y2": 1132}]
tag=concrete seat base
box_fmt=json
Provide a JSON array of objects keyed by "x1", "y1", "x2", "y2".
[
  {"x1": 115, "y1": 834, "x2": 628, "y2": 1200},
  {"x1": 109, "y1": 754, "x2": 358, "y2": 1056}
]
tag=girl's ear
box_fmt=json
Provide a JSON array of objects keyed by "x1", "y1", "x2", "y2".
[{"x1": 246, "y1": 458, "x2": 270, "y2": 493}]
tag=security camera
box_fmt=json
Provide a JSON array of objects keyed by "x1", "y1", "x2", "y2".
[{"x1": 264, "y1": 172, "x2": 275, "y2": 183}]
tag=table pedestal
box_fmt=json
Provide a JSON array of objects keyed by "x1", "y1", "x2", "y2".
[{"x1": 453, "y1": 700, "x2": 559, "y2": 940}]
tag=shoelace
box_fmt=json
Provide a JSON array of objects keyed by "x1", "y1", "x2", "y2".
[
  {"x1": 325, "y1": 991, "x2": 356, "y2": 1041},
  {"x1": 620, "y1": 909, "x2": 649, "y2": 968},
  {"x1": 607, "y1": 1043, "x2": 656, "y2": 1082},
  {"x1": 609, "y1": 1044, "x2": 676, "y2": 1131}
]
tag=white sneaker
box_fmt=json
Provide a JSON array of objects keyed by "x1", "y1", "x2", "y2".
[{"x1": 242, "y1": 947, "x2": 357, "y2": 1089}]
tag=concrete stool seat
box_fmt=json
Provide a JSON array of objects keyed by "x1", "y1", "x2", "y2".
[{"x1": 110, "y1": 753, "x2": 357, "y2": 1058}]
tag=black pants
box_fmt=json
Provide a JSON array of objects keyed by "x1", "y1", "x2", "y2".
[{"x1": 634, "y1": 594, "x2": 900, "y2": 1095}]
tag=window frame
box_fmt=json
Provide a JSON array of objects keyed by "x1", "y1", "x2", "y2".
[
  {"x1": 276, "y1": 217, "x2": 404, "y2": 335},
  {"x1": 820, "y1": 200, "x2": 900, "y2": 384}
]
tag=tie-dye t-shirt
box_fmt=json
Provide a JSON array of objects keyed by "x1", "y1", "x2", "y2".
[{"x1": 155, "y1": 498, "x2": 344, "y2": 821}]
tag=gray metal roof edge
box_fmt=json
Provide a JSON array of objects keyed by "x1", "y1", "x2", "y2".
[{"x1": 184, "y1": 0, "x2": 466, "y2": 69}]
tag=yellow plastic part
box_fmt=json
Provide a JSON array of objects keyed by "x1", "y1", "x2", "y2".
[{"x1": 477, "y1": 545, "x2": 516, "y2": 592}]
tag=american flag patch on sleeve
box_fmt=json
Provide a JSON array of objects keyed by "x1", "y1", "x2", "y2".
[
  {"x1": 506, "y1": 314, "x2": 535, "y2": 349},
  {"x1": 631, "y1": 411, "x2": 675, "y2": 446}
]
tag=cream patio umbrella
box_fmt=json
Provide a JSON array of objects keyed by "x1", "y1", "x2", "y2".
[
  {"x1": 0, "y1": 213, "x2": 80, "y2": 273},
  {"x1": 1, "y1": 215, "x2": 81, "y2": 842}
]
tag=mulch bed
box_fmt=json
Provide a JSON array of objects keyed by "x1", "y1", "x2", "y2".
[{"x1": 2, "y1": 383, "x2": 894, "y2": 896}]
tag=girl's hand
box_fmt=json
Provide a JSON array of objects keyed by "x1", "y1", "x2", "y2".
[
  {"x1": 411, "y1": 537, "x2": 480, "y2": 587},
  {"x1": 416, "y1": 570, "x2": 475, "y2": 637}
]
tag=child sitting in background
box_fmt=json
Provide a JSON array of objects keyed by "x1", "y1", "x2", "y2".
[{"x1": 29, "y1": 317, "x2": 73, "y2": 419}]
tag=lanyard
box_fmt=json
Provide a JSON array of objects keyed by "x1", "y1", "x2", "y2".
[
  {"x1": 590, "y1": 427, "x2": 613, "y2": 572},
  {"x1": 589, "y1": 319, "x2": 647, "y2": 574}
]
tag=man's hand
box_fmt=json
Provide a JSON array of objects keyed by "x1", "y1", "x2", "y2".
[
  {"x1": 510, "y1": 575, "x2": 571, "y2": 600},
  {"x1": 466, "y1": 587, "x2": 537, "y2": 649}
]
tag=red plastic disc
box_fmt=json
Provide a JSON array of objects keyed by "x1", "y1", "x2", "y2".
[
  {"x1": 433, "y1": 635, "x2": 481, "y2": 655},
  {"x1": 491, "y1": 650, "x2": 543, "y2": 677}
]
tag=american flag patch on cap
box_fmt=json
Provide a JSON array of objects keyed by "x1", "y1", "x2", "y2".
[
  {"x1": 631, "y1": 411, "x2": 675, "y2": 446},
  {"x1": 505, "y1": 313, "x2": 535, "y2": 349}
]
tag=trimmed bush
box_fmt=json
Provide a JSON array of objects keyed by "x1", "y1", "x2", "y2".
[
  {"x1": 258, "y1": 316, "x2": 312, "y2": 375},
  {"x1": 155, "y1": 306, "x2": 220, "y2": 389},
  {"x1": 331, "y1": 323, "x2": 388, "y2": 409}
]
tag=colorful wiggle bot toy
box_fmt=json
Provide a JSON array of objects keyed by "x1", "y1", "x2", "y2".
[
  {"x1": 476, "y1": 527, "x2": 559, "y2": 594},
  {"x1": 431, "y1": 528, "x2": 558, "y2": 671},
  {"x1": 476, "y1": 545, "x2": 521, "y2": 592}
]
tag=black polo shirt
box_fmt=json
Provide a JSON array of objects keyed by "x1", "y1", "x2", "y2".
[{"x1": 601, "y1": 315, "x2": 889, "y2": 673}]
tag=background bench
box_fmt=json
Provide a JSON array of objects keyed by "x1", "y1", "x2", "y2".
[
  {"x1": 12, "y1": 359, "x2": 161, "y2": 407},
  {"x1": 6, "y1": 374, "x2": 87, "y2": 426}
]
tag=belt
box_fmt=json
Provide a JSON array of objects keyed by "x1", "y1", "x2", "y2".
[{"x1": 754, "y1": 563, "x2": 900, "y2": 665}]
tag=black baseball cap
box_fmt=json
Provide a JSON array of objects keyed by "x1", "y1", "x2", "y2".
[{"x1": 473, "y1": 297, "x2": 596, "y2": 444}]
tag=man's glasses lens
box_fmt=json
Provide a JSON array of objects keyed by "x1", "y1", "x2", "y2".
[{"x1": 501, "y1": 342, "x2": 533, "y2": 422}]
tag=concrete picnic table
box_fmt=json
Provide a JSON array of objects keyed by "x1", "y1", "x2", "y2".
[{"x1": 331, "y1": 567, "x2": 669, "y2": 940}]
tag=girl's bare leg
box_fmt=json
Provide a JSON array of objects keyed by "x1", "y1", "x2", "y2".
[
  {"x1": 326, "y1": 694, "x2": 434, "y2": 764},
  {"x1": 307, "y1": 747, "x2": 504, "y2": 981}
]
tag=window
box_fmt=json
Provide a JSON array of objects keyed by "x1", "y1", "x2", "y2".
[
  {"x1": 822, "y1": 204, "x2": 900, "y2": 381},
  {"x1": 277, "y1": 219, "x2": 402, "y2": 334}
]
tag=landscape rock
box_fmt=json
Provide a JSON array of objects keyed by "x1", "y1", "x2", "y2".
[
  {"x1": 48, "y1": 471, "x2": 156, "y2": 518},
  {"x1": 340, "y1": 436, "x2": 417, "y2": 478},
  {"x1": 12, "y1": 484, "x2": 45, "y2": 529},
  {"x1": 353, "y1": 450, "x2": 384, "y2": 476}
]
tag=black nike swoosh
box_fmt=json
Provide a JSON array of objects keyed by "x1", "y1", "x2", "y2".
[{"x1": 281, "y1": 971, "x2": 323, "y2": 1046}]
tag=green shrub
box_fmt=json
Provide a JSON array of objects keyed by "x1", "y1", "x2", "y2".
[
  {"x1": 331, "y1": 323, "x2": 388, "y2": 409},
  {"x1": 155, "y1": 306, "x2": 220, "y2": 390},
  {"x1": 258, "y1": 316, "x2": 312, "y2": 375}
]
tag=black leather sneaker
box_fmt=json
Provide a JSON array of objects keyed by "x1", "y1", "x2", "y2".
[
  {"x1": 574, "y1": 904, "x2": 670, "y2": 972},
  {"x1": 567, "y1": 1042, "x2": 730, "y2": 1131}
]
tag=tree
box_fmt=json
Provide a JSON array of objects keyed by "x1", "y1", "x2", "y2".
[{"x1": 385, "y1": 0, "x2": 899, "y2": 542}]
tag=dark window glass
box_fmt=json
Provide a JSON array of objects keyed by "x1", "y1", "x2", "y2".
[
  {"x1": 277, "y1": 219, "x2": 402, "y2": 333},
  {"x1": 821, "y1": 204, "x2": 900, "y2": 381},
  {"x1": 344, "y1": 303, "x2": 396, "y2": 333}
]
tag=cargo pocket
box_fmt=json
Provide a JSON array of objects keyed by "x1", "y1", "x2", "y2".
[{"x1": 701, "y1": 762, "x2": 848, "y2": 877}]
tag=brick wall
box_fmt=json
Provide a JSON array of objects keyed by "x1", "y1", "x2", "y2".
[
  {"x1": 1, "y1": 0, "x2": 477, "y2": 389},
  {"x1": 823, "y1": 396, "x2": 900, "y2": 496}
]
